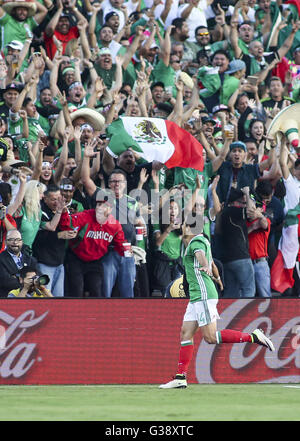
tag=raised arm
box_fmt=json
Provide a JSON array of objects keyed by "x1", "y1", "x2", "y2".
[
  {"x1": 229, "y1": 6, "x2": 242, "y2": 59},
  {"x1": 279, "y1": 135, "x2": 290, "y2": 180},
  {"x1": 277, "y1": 20, "x2": 300, "y2": 60},
  {"x1": 122, "y1": 25, "x2": 144, "y2": 70},
  {"x1": 161, "y1": 24, "x2": 173, "y2": 67},
  {"x1": 6, "y1": 173, "x2": 27, "y2": 216},
  {"x1": 211, "y1": 132, "x2": 233, "y2": 173},
  {"x1": 81, "y1": 143, "x2": 98, "y2": 196},
  {"x1": 168, "y1": 80, "x2": 183, "y2": 126},
  {"x1": 44, "y1": 0, "x2": 64, "y2": 36},
  {"x1": 53, "y1": 126, "x2": 72, "y2": 185},
  {"x1": 33, "y1": 0, "x2": 48, "y2": 25}
]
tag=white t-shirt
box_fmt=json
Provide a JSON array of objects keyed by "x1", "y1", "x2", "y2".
[
  {"x1": 101, "y1": 1, "x2": 125, "y2": 32},
  {"x1": 283, "y1": 173, "x2": 300, "y2": 214},
  {"x1": 154, "y1": 0, "x2": 179, "y2": 29},
  {"x1": 178, "y1": 0, "x2": 207, "y2": 42}
]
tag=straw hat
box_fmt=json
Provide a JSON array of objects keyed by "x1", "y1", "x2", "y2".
[
  {"x1": 50, "y1": 107, "x2": 105, "y2": 138},
  {"x1": 2, "y1": 0, "x2": 37, "y2": 17},
  {"x1": 266, "y1": 103, "x2": 300, "y2": 150},
  {"x1": 179, "y1": 72, "x2": 194, "y2": 89}
]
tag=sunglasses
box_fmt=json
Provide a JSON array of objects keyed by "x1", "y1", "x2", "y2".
[{"x1": 197, "y1": 32, "x2": 209, "y2": 36}]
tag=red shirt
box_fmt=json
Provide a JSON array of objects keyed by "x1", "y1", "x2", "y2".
[
  {"x1": 297, "y1": 214, "x2": 300, "y2": 262},
  {"x1": 0, "y1": 214, "x2": 17, "y2": 253},
  {"x1": 59, "y1": 210, "x2": 125, "y2": 262},
  {"x1": 44, "y1": 27, "x2": 80, "y2": 59},
  {"x1": 247, "y1": 217, "x2": 271, "y2": 260}
]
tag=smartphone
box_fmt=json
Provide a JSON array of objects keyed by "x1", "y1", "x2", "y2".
[{"x1": 247, "y1": 76, "x2": 258, "y2": 86}]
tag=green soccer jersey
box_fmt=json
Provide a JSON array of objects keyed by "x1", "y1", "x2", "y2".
[
  {"x1": 0, "y1": 14, "x2": 37, "y2": 50},
  {"x1": 152, "y1": 59, "x2": 177, "y2": 97},
  {"x1": 183, "y1": 234, "x2": 218, "y2": 302},
  {"x1": 174, "y1": 161, "x2": 214, "y2": 199}
]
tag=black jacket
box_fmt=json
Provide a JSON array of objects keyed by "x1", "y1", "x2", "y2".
[
  {"x1": 32, "y1": 201, "x2": 66, "y2": 266},
  {"x1": 0, "y1": 249, "x2": 37, "y2": 297}
]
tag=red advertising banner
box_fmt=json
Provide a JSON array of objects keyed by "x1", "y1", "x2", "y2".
[{"x1": 0, "y1": 299, "x2": 299, "y2": 385}]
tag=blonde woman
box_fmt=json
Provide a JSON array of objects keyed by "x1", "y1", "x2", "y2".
[{"x1": 13, "y1": 180, "x2": 64, "y2": 254}]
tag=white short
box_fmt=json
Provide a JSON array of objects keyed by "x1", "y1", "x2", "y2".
[{"x1": 183, "y1": 299, "x2": 220, "y2": 327}]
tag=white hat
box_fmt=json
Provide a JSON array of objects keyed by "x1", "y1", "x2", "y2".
[{"x1": 6, "y1": 40, "x2": 24, "y2": 51}]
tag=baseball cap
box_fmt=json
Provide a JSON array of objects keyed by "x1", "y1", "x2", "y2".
[
  {"x1": 6, "y1": 40, "x2": 24, "y2": 51},
  {"x1": 212, "y1": 104, "x2": 230, "y2": 114},
  {"x1": 227, "y1": 188, "x2": 245, "y2": 204},
  {"x1": 225, "y1": 59, "x2": 246, "y2": 74},
  {"x1": 230, "y1": 141, "x2": 247, "y2": 151},
  {"x1": 201, "y1": 116, "x2": 216, "y2": 126},
  {"x1": 3, "y1": 83, "x2": 22, "y2": 93},
  {"x1": 105, "y1": 11, "x2": 119, "y2": 21},
  {"x1": 60, "y1": 12, "x2": 70, "y2": 18}
]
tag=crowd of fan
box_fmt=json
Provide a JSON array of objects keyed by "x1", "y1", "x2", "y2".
[{"x1": 0, "y1": 0, "x2": 299, "y2": 298}]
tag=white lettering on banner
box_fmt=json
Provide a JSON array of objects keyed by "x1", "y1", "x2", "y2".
[
  {"x1": 195, "y1": 299, "x2": 300, "y2": 383},
  {"x1": 0, "y1": 310, "x2": 48, "y2": 379}
]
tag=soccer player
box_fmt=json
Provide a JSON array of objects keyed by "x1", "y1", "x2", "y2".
[{"x1": 159, "y1": 225, "x2": 275, "y2": 389}]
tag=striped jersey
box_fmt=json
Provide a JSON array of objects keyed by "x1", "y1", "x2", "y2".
[{"x1": 183, "y1": 234, "x2": 218, "y2": 303}]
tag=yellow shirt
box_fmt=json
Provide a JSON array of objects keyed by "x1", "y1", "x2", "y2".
[{"x1": 8, "y1": 289, "x2": 46, "y2": 298}]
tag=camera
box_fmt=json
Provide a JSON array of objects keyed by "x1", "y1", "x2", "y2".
[{"x1": 33, "y1": 274, "x2": 50, "y2": 287}]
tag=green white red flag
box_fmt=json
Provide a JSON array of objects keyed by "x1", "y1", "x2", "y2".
[
  {"x1": 106, "y1": 117, "x2": 204, "y2": 171},
  {"x1": 271, "y1": 206, "x2": 300, "y2": 293}
]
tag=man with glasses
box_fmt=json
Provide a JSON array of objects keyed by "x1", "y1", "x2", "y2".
[
  {"x1": 59, "y1": 188, "x2": 126, "y2": 297},
  {"x1": 0, "y1": 228, "x2": 38, "y2": 297},
  {"x1": 81, "y1": 144, "x2": 145, "y2": 297},
  {"x1": 185, "y1": 26, "x2": 229, "y2": 61}
]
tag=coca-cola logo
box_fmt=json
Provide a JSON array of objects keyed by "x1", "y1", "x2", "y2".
[
  {"x1": 0, "y1": 310, "x2": 48, "y2": 379},
  {"x1": 195, "y1": 299, "x2": 300, "y2": 383}
]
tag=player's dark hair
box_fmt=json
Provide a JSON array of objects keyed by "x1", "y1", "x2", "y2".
[{"x1": 19, "y1": 266, "x2": 37, "y2": 279}]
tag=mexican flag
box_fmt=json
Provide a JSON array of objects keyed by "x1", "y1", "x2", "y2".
[
  {"x1": 106, "y1": 117, "x2": 204, "y2": 171},
  {"x1": 270, "y1": 206, "x2": 300, "y2": 293},
  {"x1": 197, "y1": 66, "x2": 221, "y2": 98}
]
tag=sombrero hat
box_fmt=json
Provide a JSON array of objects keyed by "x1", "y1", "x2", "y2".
[
  {"x1": 50, "y1": 107, "x2": 105, "y2": 138},
  {"x1": 179, "y1": 72, "x2": 194, "y2": 89},
  {"x1": 2, "y1": 0, "x2": 37, "y2": 17},
  {"x1": 69, "y1": 107, "x2": 105, "y2": 131},
  {"x1": 266, "y1": 103, "x2": 300, "y2": 149}
]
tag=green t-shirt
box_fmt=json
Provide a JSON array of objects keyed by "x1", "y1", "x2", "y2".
[
  {"x1": 94, "y1": 64, "x2": 116, "y2": 90},
  {"x1": 7, "y1": 116, "x2": 23, "y2": 137},
  {"x1": 153, "y1": 223, "x2": 182, "y2": 260},
  {"x1": 220, "y1": 74, "x2": 240, "y2": 106},
  {"x1": 174, "y1": 161, "x2": 214, "y2": 200},
  {"x1": 152, "y1": 59, "x2": 177, "y2": 97},
  {"x1": 19, "y1": 205, "x2": 42, "y2": 249},
  {"x1": 27, "y1": 116, "x2": 47, "y2": 141},
  {"x1": 0, "y1": 14, "x2": 37, "y2": 49},
  {"x1": 183, "y1": 234, "x2": 218, "y2": 302},
  {"x1": 8, "y1": 114, "x2": 49, "y2": 142}
]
